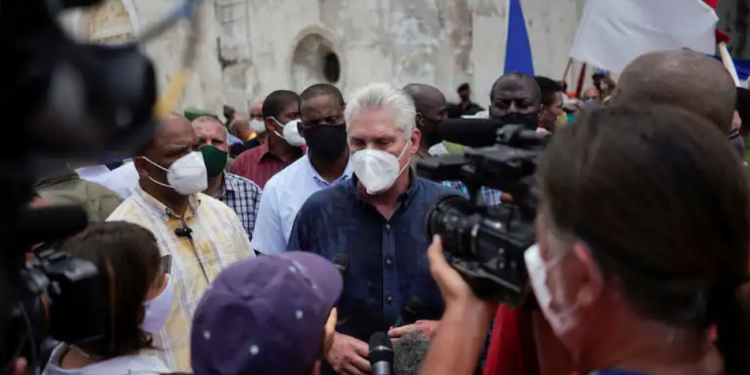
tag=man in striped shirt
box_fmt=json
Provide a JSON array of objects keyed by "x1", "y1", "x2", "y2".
[
  {"x1": 229, "y1": 90, "x2": 305, "y2": 188},
  {"x1": 192, "y1": 116, "x2": 262, "y2": 239}
]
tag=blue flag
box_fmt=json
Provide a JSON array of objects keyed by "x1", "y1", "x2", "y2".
[{"x1": 504, "y1": 0, "x2": 534, "y2": 75}]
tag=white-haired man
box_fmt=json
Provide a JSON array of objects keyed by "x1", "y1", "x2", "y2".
[
  {"x1": 288, "y1": 83, "x2": 458, "y2": 375},
  {"x1": 192, "y1": 116, "x2": 262, "y2": 239}
]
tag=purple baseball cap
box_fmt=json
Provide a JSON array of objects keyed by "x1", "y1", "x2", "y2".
[{"x1": 190, "y1": 252, "x2": 343, "y2": 375}]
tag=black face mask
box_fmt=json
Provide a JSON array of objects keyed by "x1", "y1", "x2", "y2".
[
  {"x1": 498, "y1": 112, "x2": 539, "y2": 130},
  {"x1": 417, "y1": 115, "x2": 442, "y2": 148},
  {"x1": 304, "y1": 124, "x2": 348, "y2": 163}
]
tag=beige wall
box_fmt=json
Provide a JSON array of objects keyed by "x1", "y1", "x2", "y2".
[{"x1": 66, "y1": 0, "x2": 587, "y2": 115}]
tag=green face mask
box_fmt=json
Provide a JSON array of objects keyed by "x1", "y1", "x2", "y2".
[{"x1": 200, "y1": 145, "x2": 228, "y2": 178}]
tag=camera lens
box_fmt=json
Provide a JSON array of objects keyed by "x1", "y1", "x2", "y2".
[{"x1": 424, "y1": 195, "x2": 481, "y2": 258}]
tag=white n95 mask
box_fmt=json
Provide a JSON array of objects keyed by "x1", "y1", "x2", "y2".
[
  {"x1": 351, "y1": 141, "x2": 411, "y2": 195},
  {"x1": 141, "y1": 275, "x2": 175, "y2": 333},
  {"x1": 143, "y1": 151, "x2": 208, "y2": 196},
  {"x1": 250, "y1": 119, "x2": 266, "y2": 134},
  {"x1": 272, "y1": 118, "x2": 306, "y2": 146},
  {"x1": 524, "y1": 244, "x2": 581, "y2": 336}
]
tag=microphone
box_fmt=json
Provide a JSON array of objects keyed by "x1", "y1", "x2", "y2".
[
  {"x1": 437, "y1": 118, "x2": 506, "y2": 148},
  {"x1": 393, "y1": 297, "x2": 425, "y2": 327},
  {"x1": 369, "y1": 332, "x2": 394, "y2": 375},
  {"x1": 175, "y1": 226, "x2": 193, "y2": 238},
  {"x1": 21, "y1": 205, "x2": 88, "y2": 247},
  {"x1": 332, "y1": 253, "x2": 350, "y2": 278},
  {"x1": 437, "y1": 118, "x2": 551, "y2": 149}
]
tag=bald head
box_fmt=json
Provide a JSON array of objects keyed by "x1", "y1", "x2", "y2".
[
  {"x1": 147, "y1": 114, "x2": 194, "y2": 154},
  {"x1": 249, "y1": 101, "x2": 264, "y2": 120},
  {"x1": 403, "y1": 84, "x2": 447, "y2": 146},
  {"x1": 612, "y1": 50, "x2": 736, "y2": 133},
  {"x1": 135, "y1": 113, "x2": 199, "y2": 197},
  {"x1": 403, "y1": 84, "x2": 447, "y2": 113},
  {"x1": 582, "y1": 87, "x2": 601, "y2": 102}
]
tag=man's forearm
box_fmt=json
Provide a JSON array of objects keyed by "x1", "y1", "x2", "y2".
[{"x1": 419, "y1": 303, "x2": 495, "y2": 375}]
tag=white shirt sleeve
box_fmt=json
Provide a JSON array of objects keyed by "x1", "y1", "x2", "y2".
[{"x1": 249, "y1": 180, "x2": 286, "y2": 255}]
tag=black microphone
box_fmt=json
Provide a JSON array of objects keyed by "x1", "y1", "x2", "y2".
[
  {"x1": 175, "y1": 226, "x2": 193, "y2": 238},
  {"x1": 20, "y1": 205, "x2": 88, "y2": 247},
  {"x1": 437, "y1": 118, "x2": 506, "y2": 148},
  {"x1": 437, "y1": 118, "x2": 551, "y2": 149},
  {"x1": 332, "y1": 253, "x2": 350, "y2": 278},
  {"x1": 393, "y1": 297, "x2": 425, "y2": 327},
  {"x1": 369, "y1": 332, "x2": 394, "y2": 375}
]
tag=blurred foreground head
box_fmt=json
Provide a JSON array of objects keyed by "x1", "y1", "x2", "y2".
[
  {"x1": 191, "y1": 252, "x2": 342, "y2": 375},
  {"x1": 610, "y1": 50, "x2": 737, "y2": 133},
  {"x1": 532, "y1": 104, "x2": 750, "y2": 375}
]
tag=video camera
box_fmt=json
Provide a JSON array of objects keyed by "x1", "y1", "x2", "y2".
[
  {"x1": 1, "y1": 0, "x2": 199, "y2": 372},
  {"x1": 416, "y1": 124, "x2": 550, "y2": 307}
]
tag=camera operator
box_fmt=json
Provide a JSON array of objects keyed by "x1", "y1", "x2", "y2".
[
  {"x1": 288, "y1": 83, "x2": 458, "y2": 375},
  {"x1": 421, "y1": 104, "x2": 750, "y2": 375},
  {"x1": 44, "y1": 221, "x2": 172, "y2": 375}
]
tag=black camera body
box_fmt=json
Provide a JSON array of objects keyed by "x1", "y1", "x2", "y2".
[
  {"x1": 0, "y1": 0, "x2": 174, "y2": 371},
  {"x1": 417, "y1": 124, "x2": 549, "y2": 307}
]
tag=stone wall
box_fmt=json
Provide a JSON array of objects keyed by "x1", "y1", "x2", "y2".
[{"x1": 65, "y1": 0, "x2": 587, "y2": 115}]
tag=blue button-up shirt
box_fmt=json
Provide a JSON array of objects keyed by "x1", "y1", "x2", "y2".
[{"x1": 287, "y1": 173, "x2": 458, "y2": 342}]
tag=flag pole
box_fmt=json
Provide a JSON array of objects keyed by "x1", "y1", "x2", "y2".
[
  {"x1": 575, "y1": 63, "x2": 587, "y2": 98},
  {"x1": 561, "y1": 58, "x2": 573, "y2": 88}
]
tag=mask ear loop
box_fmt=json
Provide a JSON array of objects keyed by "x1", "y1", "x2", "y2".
[
  {"x1": 269, "y1": 117, "x2": 287, "y2": 140},
  {"x1": 138, "y1": 156, "x2": 175, "y2": 190},
  {"x1": 395, "y1": 140, "x2": 412, "y2": 178}
]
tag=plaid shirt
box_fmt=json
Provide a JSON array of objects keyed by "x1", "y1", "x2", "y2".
[
  {"x1": 443, "y1": 180, "x2": 503, "y2": 206},
  {"x1": 219, "y1": 173, "x2": 262, "y2": 239},
  {"x1": 228, "y1": 141, "x2": 304, "y2": 188},
  {"x1": 107, "y1": 185, "x2": 254, "y2": 372}
]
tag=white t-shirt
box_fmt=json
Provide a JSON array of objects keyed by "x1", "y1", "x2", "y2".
[
  {"x1": 250, "y1": 154, "x2": 353, "y2": 255},
  {"x1": 42, "y1": 344, "x2": 170, "y2": 375}
]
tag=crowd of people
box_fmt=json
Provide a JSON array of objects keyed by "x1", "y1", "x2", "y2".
[{"x1": 24, "y1": 48, "x2": 750, "y2": 375}]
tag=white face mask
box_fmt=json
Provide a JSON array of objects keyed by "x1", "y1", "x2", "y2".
[
  {"x1": 272, "y1": 118, "x2": 306, "y2": 146},
  {"x1": 142, "y1": 151, "x2": 208, "y2": 196},
  {"x1": 351, "y1": 140, "x2": 411, "y2": 195},
  {"x1": 141, "y1": 275, "x2": 174, "y2": 333},
  {"x1": 524, "y1": 243, "x2": 581, "y2": 336},
  {"x1": 250, "y1": 119, "x2": 266, "y2": 134}
]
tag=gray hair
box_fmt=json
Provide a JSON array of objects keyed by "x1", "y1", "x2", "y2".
[
  {"x1": 192, "y1": 115, "x2": 229, "y2": 141},
  {"x1": 344, "y1": 83, "x2": 417, "y2": 135},
  {"x1": 393, "y1": 332, "x2": 430, "y2": 375}
]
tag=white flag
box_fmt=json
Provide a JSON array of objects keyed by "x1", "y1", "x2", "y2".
[{"x1": 569, "y1": 0, "x2": 718, "y2": 74}]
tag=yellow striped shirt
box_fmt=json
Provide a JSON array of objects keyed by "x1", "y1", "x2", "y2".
[{"x1": 107, "y1": 185, "x2": 254, "y2": 372}]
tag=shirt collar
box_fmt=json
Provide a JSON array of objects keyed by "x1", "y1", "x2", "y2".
[
  {"x1": 259, "y1": 140, "x2": 306, "y2": 161},
  {"x1": 306, "y1": 155, "x2": 354, "y2": 186},
  {"x1": 221, "y1": 172, "x2": 244, "y2": 199},
  {"x1": 132, "y1": 184, "x2": 201, "y2": 221}
]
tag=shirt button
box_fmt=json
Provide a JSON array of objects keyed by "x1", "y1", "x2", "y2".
[
  {"x1": 386, "y1": 258, "x2": 392, "y2": 266},
  {"x1": 385, "y1": 223, "x2": 391, "y2": 231},
  {"x1": 386, "y1": 296, "x2": 393, "y2": 304}
]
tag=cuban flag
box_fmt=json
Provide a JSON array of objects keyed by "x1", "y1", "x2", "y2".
[
  {"x1": 504, "y1": 0, "x2": 534, "y2": 75},
  {"x1": 568, "y1": 0, "x2": 721, "y2": 74}
]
